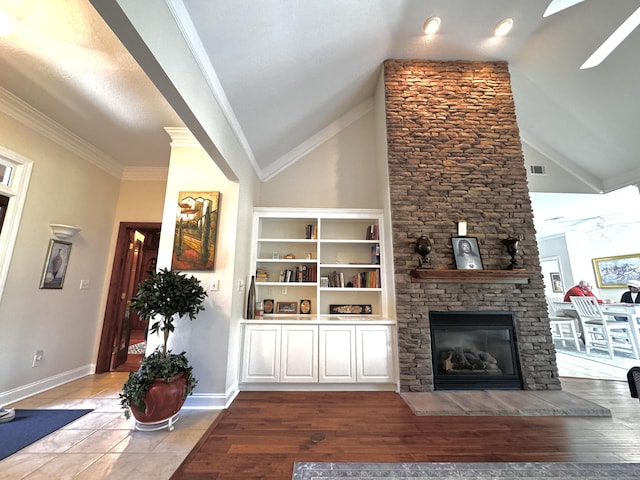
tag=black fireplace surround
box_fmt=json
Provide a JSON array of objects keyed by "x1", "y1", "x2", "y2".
[{"x1": 429, "y1": 311, "x2": 523, "y2": 390}]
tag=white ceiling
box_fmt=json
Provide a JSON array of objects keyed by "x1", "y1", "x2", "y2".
[{"x1": 1, "y1": 1, "x2": 640, "y2": 196}]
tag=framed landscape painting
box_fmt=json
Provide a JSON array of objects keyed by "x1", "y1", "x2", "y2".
[
  {"x1": 592, "y1": 253, "x2": 640, "y2": 288},
  {"x1": 172, "y1": 191, "x2": 221, "y2": 271}
]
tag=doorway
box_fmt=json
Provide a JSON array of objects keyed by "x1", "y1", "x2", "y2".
[{"x1": 95, "y1": 222, "x2": 161, "y2": 373}]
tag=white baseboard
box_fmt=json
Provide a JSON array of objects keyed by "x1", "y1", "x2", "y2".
[
  {"x1": 0, "y1": 364, "x2": 95, "y2": 406},
  {"x1": 1, "y1": 366, "x2": 239, "y2": 411},
  {"x1": 183, "y1": 382, "x2": 239, "y2": 410}
]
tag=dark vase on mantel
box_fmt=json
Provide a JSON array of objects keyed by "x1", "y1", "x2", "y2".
[
  {"x1": 501, "y1": 237, "x2": 524, "y2": 270},
  {"x1": 415, "y1": 235, "x2": 433, "y2": 269}
]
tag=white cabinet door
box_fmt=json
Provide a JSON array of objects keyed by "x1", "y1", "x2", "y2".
[
  {"x1": 241, "y1": 325, "x2": 281, "y2": 383},
  {"x1": 281, "y1": 325, "x2": 318, "y2": 382},
  {"x1": 356, "y1": 325, "x2": 394, "y2": 382},
  {"x1": 319, "y1": 325, "x2": 356, "y2": 382}
]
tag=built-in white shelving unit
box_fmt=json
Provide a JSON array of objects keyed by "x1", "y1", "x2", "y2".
[{"x1": 240, "y1": 208, "x2": 397, "y2": 388}]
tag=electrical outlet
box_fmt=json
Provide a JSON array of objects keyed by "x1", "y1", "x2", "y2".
[
  {"x1": 32, "y1": 350, "x2": 44, "y2": 367},
  {"x1": 281, "y1": 287, "x2": 287, "y2": 295}
]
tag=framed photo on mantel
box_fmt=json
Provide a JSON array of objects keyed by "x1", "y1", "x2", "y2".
[{"x1": 451, "y1": 236, "x2": 483, "y2": 270}]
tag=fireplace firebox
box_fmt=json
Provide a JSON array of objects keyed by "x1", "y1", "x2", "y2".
[{"x1": 430, "y1": 311, "x2": 523, "y2": 390}]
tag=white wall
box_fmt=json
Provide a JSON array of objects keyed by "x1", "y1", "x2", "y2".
[
  {"x1": 259, "y1": 110, "x2": 381, "y2": 208},
  {"x1": 523, "y1": 142, "x2": 597, "y2": 194},
  {"x1": 113, "y1": 179, "x2": 167, "y2": 221},
  {"x1": 0, "y1": 109, "x2": 121, "y2": 403},
  {"x1": 154, "y1": 144, "x2": 238, "y2": 401}
]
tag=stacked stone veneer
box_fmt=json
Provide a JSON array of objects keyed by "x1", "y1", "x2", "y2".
[{"x1": 384, "y1": 60, "x2": 561, "y2": 392}]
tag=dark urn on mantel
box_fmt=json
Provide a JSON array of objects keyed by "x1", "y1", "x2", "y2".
[
  {"x1": 501, "y1": 236, "x2": 524, "y2": 270},
  {"x1": 415, "y1": 235, "x2": 433, "y2": 269}
]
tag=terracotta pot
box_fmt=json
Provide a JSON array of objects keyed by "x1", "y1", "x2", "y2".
[{"x1": 129, "y1": 373, "x2": 188, "y2": 424}]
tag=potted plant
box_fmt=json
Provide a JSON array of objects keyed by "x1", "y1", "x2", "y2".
[{"x1": 120, "y1": 267, "x2": 207, "y2": 428}]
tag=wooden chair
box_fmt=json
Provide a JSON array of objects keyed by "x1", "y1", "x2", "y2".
[
  {"x1": 570, "y1": 296, "x2": 639, "y2": 359},
  {"x1": 545, "y1": 295, "x2": 580, "y2": 351}
]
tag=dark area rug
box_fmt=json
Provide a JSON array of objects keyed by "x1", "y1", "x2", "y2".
[
  {"x1": 292, "y1": 462, "x2": 640, "y2": 479},
  {"x1": 0, "y1": 409, "x2": 93, "y2": 460}
]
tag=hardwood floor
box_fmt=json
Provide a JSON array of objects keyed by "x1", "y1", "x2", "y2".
[{"x1": 171, "y1": 377, "x2": 640, "y2": 480}]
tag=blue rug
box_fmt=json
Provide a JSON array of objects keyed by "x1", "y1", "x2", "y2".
[
  {"x1": 0, "y1": 409, "x2": 93, "y2": 460},
  {"x1": 292, "y1": 462, "x2": 640, "y2": 479}
]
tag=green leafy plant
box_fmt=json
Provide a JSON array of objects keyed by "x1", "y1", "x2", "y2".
[
  {"x1": 119, "y1": 268, "x2": 207, "y2": 419},
  {"x1": 119, "y1": 349, "x2": 197, "y2": 418}
]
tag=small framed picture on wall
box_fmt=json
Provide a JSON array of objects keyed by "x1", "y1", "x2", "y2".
[
  {"x1": 550, "y1": 272, "x2": 563, "y2": 293},
  {"x1": 40, "y1": 239, "x2": 72, "y2": 289}
]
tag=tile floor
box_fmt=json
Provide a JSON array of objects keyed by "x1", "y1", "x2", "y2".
[{"x1": 0, "y1": 372, "x2": 220, "y2": 480}]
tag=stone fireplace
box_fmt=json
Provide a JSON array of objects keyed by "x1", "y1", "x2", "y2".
[{"x1": 384, "y1": 60, "x2": 561, "y2": 392}]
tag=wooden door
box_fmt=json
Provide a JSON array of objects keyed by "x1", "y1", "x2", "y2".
[
  {"x1": 95, "y1": 222, "x2": 161, "y2": 374},
  {"x1": 111, "y1": 230, "x2": 145, "y2": 369}
]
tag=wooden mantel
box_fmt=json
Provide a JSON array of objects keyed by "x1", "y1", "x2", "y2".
[{"x1": 410, "y1": 269, "x2": 530, "y2": 284}]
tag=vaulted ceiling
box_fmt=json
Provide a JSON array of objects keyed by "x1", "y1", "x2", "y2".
[{"x1": 1, "y1": 0, "x2": 640, "y2": 195}]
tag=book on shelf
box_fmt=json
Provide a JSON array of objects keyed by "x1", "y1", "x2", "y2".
[
  {"x1": 366, "y1": 224, "x2": 379, "y2": 240},
  {"x1": 371, "y1": 243, "x2": 380, "y2": 264},
  {"x1": 327, "y1": 270, "x2": 345, "y2": 288},
  {"x1": 277, "y1": 265, "x2": 317, "y2": 283}
]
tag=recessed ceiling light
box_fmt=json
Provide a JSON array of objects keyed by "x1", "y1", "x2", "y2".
[
  {"x1": 423, "y1": 16, "x2": 441, "y2": 35},
  {"x1": 494, "y1": 18, "x2": 513, "y2": 37}
]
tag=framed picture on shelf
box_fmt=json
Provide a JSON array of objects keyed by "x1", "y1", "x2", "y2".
[
  {"x1": 550, "y1": 272, "x2": 563, "y2": 293},
  {"x1": 263, "y1": 299, "x2": 274, "y2": 314},
  {"x1": 329, "y1": 304, "x2": 372, "y2": 315},
  {"x1": 592, "y1": 253, "x2": 640, "y2": 288},
  {"x1": 451, "y1": 236, "x2": 483, "y2": 270},
  {"x1": 276, "y1": 301, "x2": 298, "y2": 314},
  {"x1": 300, "y1": 299, "x2": 311, "y2": 314},
  {"x1": 40, "y1": 239, "x2": 72, "y2": 289}
]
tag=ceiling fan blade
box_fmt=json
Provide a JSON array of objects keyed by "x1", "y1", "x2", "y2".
[
  {"x1": 543, "y1": 0, "x2": 584, "y2": 18},
  {"x1": 581, "y1": 5, "x2": 640, "y2": 69}
]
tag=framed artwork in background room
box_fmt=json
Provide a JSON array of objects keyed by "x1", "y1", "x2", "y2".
[
  {"x1": 451, "y1": 236, "x2": 483, "y2": 270},
  {"x1": 592, "y1": 253, "x2": 640, "y2": 288},
  {"x1": 550, "y1": 272, "x2": 563, "y2": 293}
]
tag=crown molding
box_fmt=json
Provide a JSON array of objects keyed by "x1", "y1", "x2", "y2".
[
  {"x1": 0, "y1": 86, "x2": 124, "y2": 178},
  {"x1": 164, "y1": 127, "x2": 201, "y2": 147},
  {"x1": 121, "y1": 166, "x2": 169, "y2": 181}
]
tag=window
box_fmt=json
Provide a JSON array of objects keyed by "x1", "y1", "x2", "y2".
[
  {"x1": 0, "y1": 147, "x2": 33, "y2": 302},
  {"x1": 0, "y1": 194, "x2": 8, "y2": 233},
  {"x1": 0, "y1": 163, "x2": 12, "y2": 186}
]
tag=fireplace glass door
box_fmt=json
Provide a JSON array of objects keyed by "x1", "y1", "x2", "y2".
[{"x1": 429, "y1": 311, "x2": 523, "y2": 390}]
